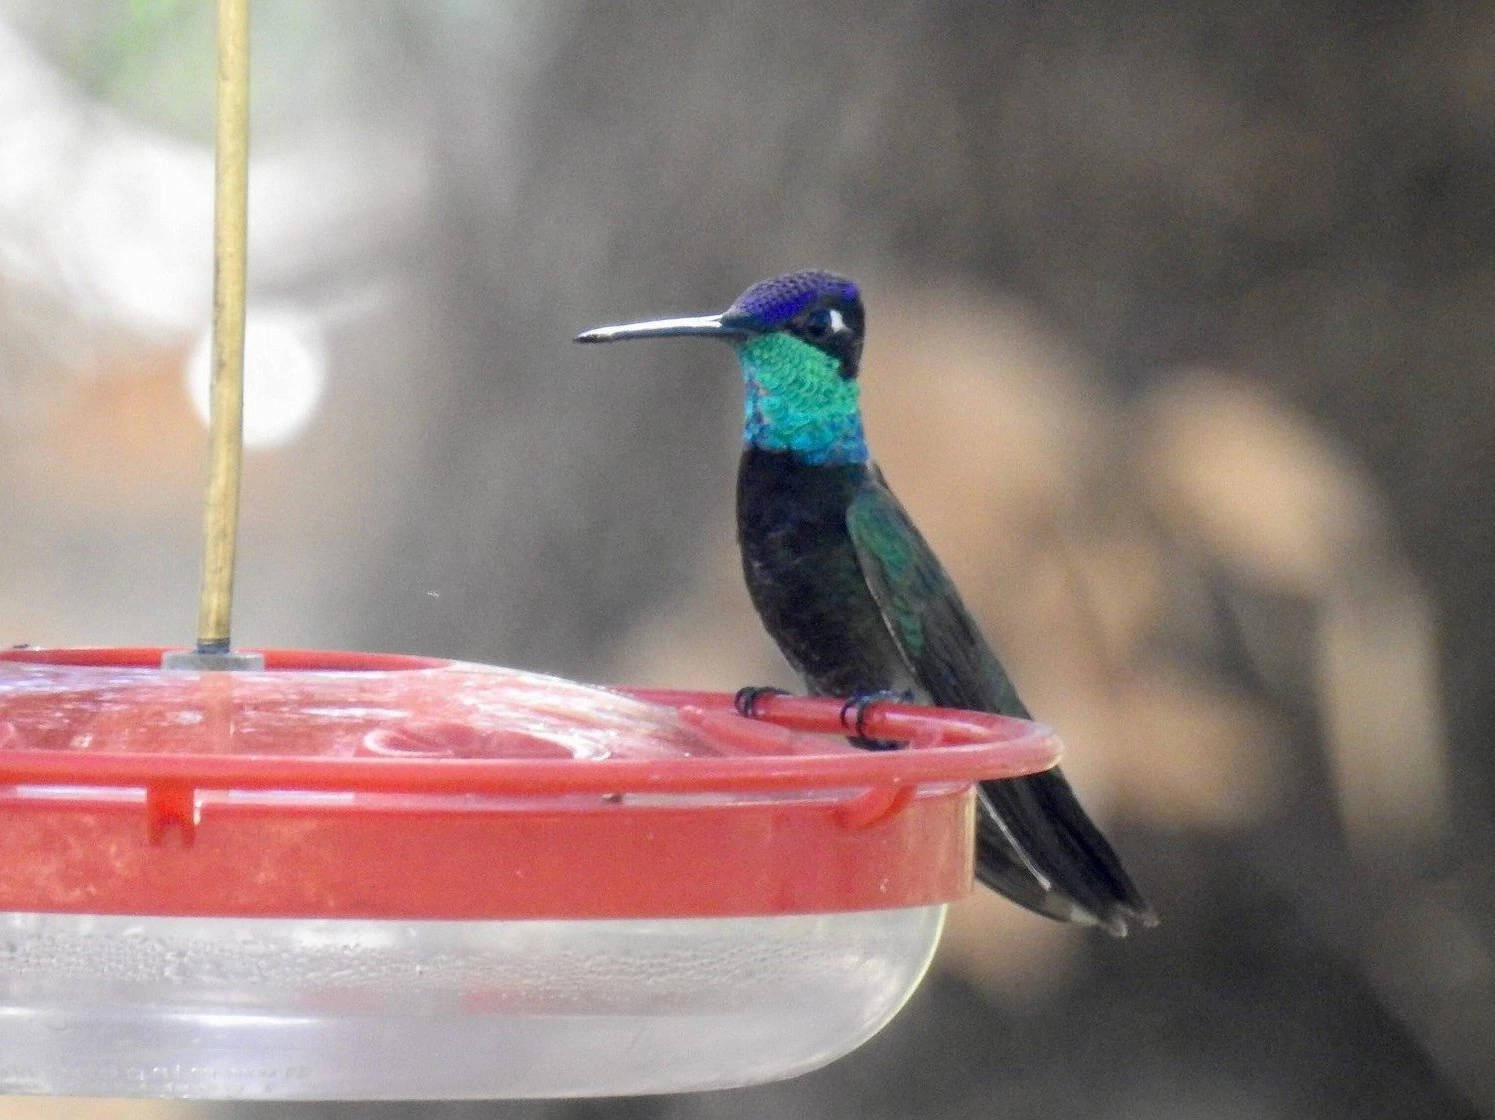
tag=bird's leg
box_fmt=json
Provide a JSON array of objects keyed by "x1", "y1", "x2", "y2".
[
  {"x1": 840, "y1": 689, "x2": 916, "y2": 749},
  {"x1": 733, "y1": 685, "x2": 791, "y2": 719}
]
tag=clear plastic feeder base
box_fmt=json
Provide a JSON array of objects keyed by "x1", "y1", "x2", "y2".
[{"x1": 0, "y1": 906, "x2": 943, "y2": 1098}]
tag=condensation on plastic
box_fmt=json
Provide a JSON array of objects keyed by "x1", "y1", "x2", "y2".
[{"x1": 0, "y1": 906, "x2": 945, "y2": 1098}]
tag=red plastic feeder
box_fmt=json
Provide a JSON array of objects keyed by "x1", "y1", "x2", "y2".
[{"x1": 0, "y1": 646, "x2": 1060, "y2": 1099}]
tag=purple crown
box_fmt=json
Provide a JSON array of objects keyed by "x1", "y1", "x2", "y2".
[{"x1": 726, "y1": 271, "x2": 861, "y2": 331}]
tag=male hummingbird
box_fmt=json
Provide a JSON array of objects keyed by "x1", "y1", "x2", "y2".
[{"x1": 577, "y1": 271, "x2": 1154, "y2": 935}]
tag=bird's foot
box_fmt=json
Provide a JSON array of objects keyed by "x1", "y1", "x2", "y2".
[
  {"x1": 733, "y1": 685, "x2": 791, "y2": 719},
  {"x1": 840, "y1": 689, "x2": 915, "y2": 748}
]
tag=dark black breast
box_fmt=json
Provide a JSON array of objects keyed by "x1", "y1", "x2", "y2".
[{"x1": 735, "y1": 447, "x2": 915, "y2": 697}]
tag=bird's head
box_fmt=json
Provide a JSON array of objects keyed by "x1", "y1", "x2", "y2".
[{"x1": 576, "y1": 270, "x2": 869, "y2": 464}]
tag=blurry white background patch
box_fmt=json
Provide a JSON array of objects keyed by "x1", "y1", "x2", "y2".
[{"x1": 186, "y1": 306, "x2": 328, "y2": 448}]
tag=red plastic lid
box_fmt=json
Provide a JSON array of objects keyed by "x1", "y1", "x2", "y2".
[{"x1": 0, "y1": 648, "x2": 1061, "y2": 920}]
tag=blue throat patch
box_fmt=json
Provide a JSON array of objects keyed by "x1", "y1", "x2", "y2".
[{"x1": 737, "y1": 333, "x2": 868, "y2": 466}]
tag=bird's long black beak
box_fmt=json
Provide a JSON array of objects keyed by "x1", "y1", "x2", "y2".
[{"x1": 574, "y1": 313, "x2": 748, "y2": 344}]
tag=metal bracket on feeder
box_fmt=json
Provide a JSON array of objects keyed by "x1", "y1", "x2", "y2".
[{"x1": 161, "y1": 649, "x2": 265, "y2": 671}]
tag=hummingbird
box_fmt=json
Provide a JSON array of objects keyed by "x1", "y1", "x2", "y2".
[{"x1": 577, "y1": 270, "x2": 1154, "y2": 935}]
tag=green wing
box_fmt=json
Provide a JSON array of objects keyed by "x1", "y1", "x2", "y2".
[
  {"x1": 849, "y1": 468, "x2": 1155, "y2": 934},
  {"x1": 845, "y1": 468, "x2": 1029, "y2": 719}
]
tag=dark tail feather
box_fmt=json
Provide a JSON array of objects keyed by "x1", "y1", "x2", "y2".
[{"x1": 974, "y1": 766, "x2": 1156, "y2": 936}]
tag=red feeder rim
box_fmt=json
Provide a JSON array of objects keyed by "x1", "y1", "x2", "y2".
[{"x1": 0, "y1": 647, "x2": 1061, "y2": 921}]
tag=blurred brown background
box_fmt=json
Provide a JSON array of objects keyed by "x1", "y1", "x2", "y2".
[{"x1": 0, "y1": 0, "x2": 1490, "y2": 1117}]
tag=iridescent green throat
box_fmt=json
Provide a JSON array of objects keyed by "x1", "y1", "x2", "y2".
[{"x1": 737, "y1": 333, "x2": 868, "y2": 465}]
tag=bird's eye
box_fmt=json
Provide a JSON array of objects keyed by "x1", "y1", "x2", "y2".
[{"x1": 802, "y1": 307, "x2": 845, "y2": 341}]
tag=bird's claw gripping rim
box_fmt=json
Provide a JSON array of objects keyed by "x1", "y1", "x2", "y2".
[
  {"x1": 733, "y1": 685, "x2": 791, "y2": 720},
  {"x1": 838, "y1": 690, "x2": 916, "y2": 748},
  {"x1": 838, "y1": 690, "x2": 909, "y2": 739},
  {"x1": 735, "y1": 686, "x2": 916, "y2": 749}
]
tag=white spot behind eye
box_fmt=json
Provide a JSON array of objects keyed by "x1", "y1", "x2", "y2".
[{"x1": 827, "y1": 308, "x2": 845, "y2": 333}]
